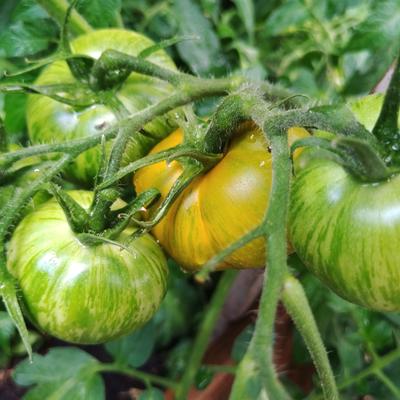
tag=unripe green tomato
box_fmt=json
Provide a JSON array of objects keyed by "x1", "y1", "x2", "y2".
[
  {"x1": 290, "y1": 94, "x2": 400, "y2": 311},
  {"x1": 7, "y1": 191, "x2": 168, "y2": 344},
  {"x1": 26, "y1": 29, "x2": 178, "y2": 185}
]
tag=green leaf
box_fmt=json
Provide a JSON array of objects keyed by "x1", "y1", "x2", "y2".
[
  {"x1": 0, "y1": 311, "x2": 15, "y2": 347},
  {"x1": 105, "y1": 320, "x2": 156, "y2": 368},
  {"x1": 4, "y1": 93, "x2": 27, "y2": 142},
  {"x1": 0, "y1": 0, "x2": 19, "y2": 32},
  {"x1": 195, "y1": 366, "x2": 214, "y2": 390},
  {"x1": 200, "y1": 0, "x2": 220, "y2": 24},
  {"x1": 76, "y1": 0, "x2": 122, "y2": 29},
  {"x1": 153, "y1": 261, "x2": 201, "y2": 347},
  {"x1": 173, "y1": 0, "x2": 227, "y2": 76},
  {"x1": 165, "y1": 340, "x2": 191, "y2": 380},
  {"x1": 138, "y1": 388, "x2": 164, "y2": 400},
  {"x1": 0, "y1": 311, "x2": 15, "y2": 366},
  {"x1": 344, "y1": 0, "x2": 400, "y2": 94},
  {"x1": 263, "y1": 0, "x2": 307, "y2": 36},
  {"x1": 0, "y1": 0, "x2": 58, "y2": 58},
  {"x1": 231, "y1": 324, "x2": 254, "y2": 363},
  {"x1": 13, "y1": 347, "x2": 105, "y2": 400},
  {"x1": 232, "y1": 0, "x2": 254, "y2": 43}
]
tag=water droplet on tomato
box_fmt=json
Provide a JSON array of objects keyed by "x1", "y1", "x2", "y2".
[
  {"x1": 249, "y1": 134, "x2": 256, "y2": 142},
  {"x1": 259, "y1": 161, "x2": 266, "y2": 167}
]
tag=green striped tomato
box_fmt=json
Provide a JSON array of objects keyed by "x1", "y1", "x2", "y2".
[
  {"x1": 289, "y1": 94, "x2": 400, "y2": 311},
  {"x1": 26, "y1": 29, "x2": 178, "y2": 185},
  {"x1": 7, "y1": 191, "x2": 168, "y2": 344}
]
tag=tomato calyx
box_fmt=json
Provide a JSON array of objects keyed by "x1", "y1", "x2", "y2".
[
  {"x1": 47, "y1": 180, "x2": 160, "y2": 245},
  {"x1": 132, "y1": 158, "x2": 206, "y2": 237},
  {"x1": 49, "y1": 183, "x2": 89, "y2": 233},
  {"x1": 291, "y1": 135, "x2": 392, "y2": 183}
]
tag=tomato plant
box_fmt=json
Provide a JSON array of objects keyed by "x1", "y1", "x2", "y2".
[
  {"x1": 134, "y1": 123, "x2": 309, "y2": 271},
  {"x1": 290, "y1": 94, "x2": 400, "y2": 311},
  {"x1": 1, "y1": 1, "x2": 400, "y2": 399},
  {"x1": 7, "y1": 191, "x2": 168, "y2": 344},
  {"x1": 26, "y1": 28, "x2": 178, "y2": 185}
]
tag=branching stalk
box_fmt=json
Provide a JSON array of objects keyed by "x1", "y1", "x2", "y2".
[
  {"x1": 96, "y1": 363, "x2": 178, "y2": 389},
  {"x1": 282, "y1": 275, "x2": 339, "y2": 400}
]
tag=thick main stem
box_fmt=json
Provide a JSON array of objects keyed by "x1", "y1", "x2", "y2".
[
  {"x1": 175, "y1": 270, "x2": 237, "y2": 400},
  {"x1": 282, "y1": 275, "x2": 339, "y2": 400},
  {"x1": 36, "y1": 0, "x2": 92, "y2": 35},
  {"x1": 230, "y1": 131, "x2": 292, "y2": 400}
]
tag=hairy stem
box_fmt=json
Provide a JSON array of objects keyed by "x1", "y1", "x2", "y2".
[
  {"x1": 36, "y1": 0, "x2": 92, "y2": 35},
  {"x1": 175, "y1": 270, "x2": 237, "y2": 400},
  {"x1": 97, "y1": 363, "x2": 178, "y2": 389},
  {"x1": 282, "y1": 275, "x2": 339, "y2": 400},
  {"x1": 230, "y1": 130, "x2": 292, "y2": 400}
]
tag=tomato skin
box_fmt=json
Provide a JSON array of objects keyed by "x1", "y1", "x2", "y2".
[
  {"x1": 289, "y1": 156, "x2": 400, "y2": 311},
  {"x1": 289, "y1": 94, "x2": 400, "y2": 311},
  {"x1": 26, "y1": 29, "x2": 178, "y2": 185},
  {"x1": 7, "y1": 191, "x2": 168, "y2": 344},
  {"x1": 134, "y1": 123, "x2": 309, "y2": 271}
]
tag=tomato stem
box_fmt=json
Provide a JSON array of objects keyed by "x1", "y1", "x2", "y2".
[
  {"x1": 282, "y1": 274, "x2": 339, "y2": 400},
  {"x1": 96, "y1": 362, "x2": 178, "y2": 389},
  {"x1": 36, "y1": 0, "x2": 93, "y2": 36},
  {"x1": 197, "y1": 226, "x2": 264, "y2": 281},
  {"x1": 174, "y1": 270, "x2": 238, "y2": 400},
  {"x1": 231, "y1": 129, "x2": 292, "y2": 400}
]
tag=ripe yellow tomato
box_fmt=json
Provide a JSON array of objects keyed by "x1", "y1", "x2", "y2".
[{"x1": 135, "y1": 122, "x2": 309, "y2": 271}]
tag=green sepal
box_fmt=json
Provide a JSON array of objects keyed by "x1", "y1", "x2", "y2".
[
  {"x1": 94, "y1": 135, "x2": 108, "y2": 188},
  {"x1": 0, "y1": 249, "x2": 32, "y2": 361},
  {"x1": 203, "y1": 89, "x2": 263, "y2": 153},
  {"x1": 89, "y1": 50, "x2": 132, "y2": 91},
  {"x1": 291, "y1": 135, "x2": 391, "y2": 182},
  {"x1": 105, "y1": 188, "x2": 160, "y2": 240},
  {"x1": 308, "y1": 104, "x2": 379, "y2": 146},
  {"x1": 132, "y1": 160, "x2": 204, "y2": 236},
  {"x1": 0, "y1": 82, "x2": 97, "y2": 107},
  {"x1": 67, "y1": 56, "x2": 95, "y2": 84},
  {"x1": 49, "y1": 183, "x2": 89, "y2": 233},
  {"x1": 76, "y1": 233, "x2": 136, "y2": 256}
]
